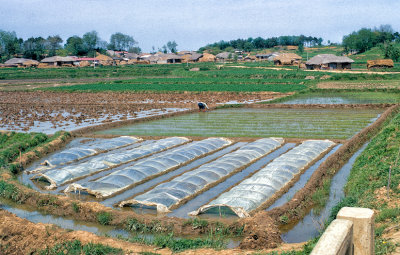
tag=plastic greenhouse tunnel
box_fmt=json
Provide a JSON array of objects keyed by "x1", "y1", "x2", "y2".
[
  {"x1": 65, "y1": 137, "x2": 232, "y2": 197},
  {"x1": 118, "y1": 137, "x2": 285, "y2": 213},
  {"x1": 32, "y1": 137, "x2": 189, "y2": 189},
  {"x1": 189, "y1": 139, "x2": 335, "y2": 218},
  {"x1": 33, "y1": 136, "x2": 140, "y2": 172}
]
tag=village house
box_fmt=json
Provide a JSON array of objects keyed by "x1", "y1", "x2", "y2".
[
  {"x1": 216, "y1": 52, "x2": 233, "y2": 62},
  {"x1": 40, "y1": 56, "x2": 76, "y2": 67},
  {"x1": 157, "y1": 53, "x2": 182, "y2": 64},
  {"x1": 274, "y1": 53, "x2": 302, "y2": 66},
  {"x1": 3, "y1": 58, "x2": 39, "y2": 67},
  {"x1": 305, "y1": 54, "x2": 354, "y2": 70},
  {"x1": 189, "y1": 53, "x2": 203, "y2": 62},
  {"x1": 255, "y1": 53, "x2": 272, "y2": 61}
]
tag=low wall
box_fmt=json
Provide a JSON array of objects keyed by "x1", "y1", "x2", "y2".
[{"x1": 311, "y1": 207, "x2": 374, "y2": 255}]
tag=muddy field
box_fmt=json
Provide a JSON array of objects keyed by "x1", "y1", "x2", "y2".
[{"x1": 0, "y1": 91, "x2": 285, "y2": 133}]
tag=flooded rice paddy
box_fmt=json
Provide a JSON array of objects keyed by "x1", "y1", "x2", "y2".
[
  {"x1": 96, "y1": 108, "x2": 382, "y2": 139},
  {"x1": 276, "y1": 91, "x2": 400, "y2": 104}
]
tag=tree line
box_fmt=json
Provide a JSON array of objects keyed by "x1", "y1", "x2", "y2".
[
  {"x1": 342, "y1": 24, "x2": 400, "y2": 61},
  {"x1": 0, "y1": 30, "x2": 141, "y2": 61},
  {"x1": 198, "y1": 35, "x2": 323, "y2": 54}
]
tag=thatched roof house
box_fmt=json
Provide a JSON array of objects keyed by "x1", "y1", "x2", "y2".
[
  {"x1": 189, "y1": 53, "x2": 203, "y2": 62},
  {"x1": 274, "y1": 53, "x2": 302, "y2": 66},
  {"x1": 198, "y1": 53, "x2": 216, "y2": 62},
  {"x1": 157, "y1": 54, "x2": 182, "y2": 64},
  {"x1": 41, "y1": 56, "x2": 76, "y2": 67},
  {"x1": 216, "y1": 52, "x2": 233, "y2": 62},
  {"x1": 244, "y1": 55, "x2": 256, "y2": 62},
  {"x1": 255, "y1": 53, "x2": 272, "y2": 60},
  {"x1": 367, "y1": 59, "x2": 394, "y2": 69},
  {"x1": 4, "y1": 58, "x2": 39, "y2": 67},
  {"x1": 305, "y1": 54, "x2": 354, "y2": 70},
  {"x1": 125, "y1": 53, "x2": 140, "y2": 60}
]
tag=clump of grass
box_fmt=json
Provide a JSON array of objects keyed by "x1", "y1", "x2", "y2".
[
  {"x1": 37, "y1": 196, "x2": 59, "y2": 207},
  {"x1": 311, "y1": 179, "x2": 331, "y2": 215},
  {"x1": 376, "y1": 207, "x2": 400, "y2": 223},
  {"x1": 0, "y1": 180, "x2": 23, "y2": 203},
  {"x1": 97, "y1": 211, "x2": 112, "y2": 225},
  {"x1": 183, "y1": 218, "x2": 209, "y2": 230},
  {"x1": 71, "y1": 202, "x2": 80, "y2": 213},
  {"x1": 128, "y1": 232, "x2": 226, "y2": 252},
  {"x1": 38, "y1": 240, "x2": 123, "y2": 255},
  {"x1": 279, "y1": 215, "x2": 289, "y2": 224},
  {"x1": 125, "y1": 218, "x2": 172, "y2": 234}
]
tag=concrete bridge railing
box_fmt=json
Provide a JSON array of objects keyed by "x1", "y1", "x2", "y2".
[{"x1": 310, "y1": 207, "x2": 375, "y2": 255}]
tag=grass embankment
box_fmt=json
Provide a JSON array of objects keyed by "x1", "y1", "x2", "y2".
[
  {"x1": 0, "y1": 131, "x2": 69, "y2": 174},
  {"x1": 326, "y1": 110, "x2": 400, "y2": 254},
  {"x1": 38, "y1": 240, "x2": 123, "y2": 255}
]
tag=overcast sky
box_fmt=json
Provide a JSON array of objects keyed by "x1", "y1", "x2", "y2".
[{"x1": 1, "y1": 0, "x2": 400, "y2": 52}]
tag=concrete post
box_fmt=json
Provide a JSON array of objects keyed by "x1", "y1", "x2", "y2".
[
  {"x1": 310, "y1": 219, "x2": 353, "y2": 255},
  {"x1": 337, "y1": 207, "x2": 375, "y2": 255}
]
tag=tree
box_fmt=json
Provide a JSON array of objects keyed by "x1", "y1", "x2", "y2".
[
  {"x1": 128, "y1": 46, "x2": 141, "y2": 54},
  {"x1": 0, "y1": 30, "x2": 21, "y2": 61},
  {"x1": 343, "y1": 28, "x2": 378, "y2": 53},
  {"x1": 297, "y1": 42, "x2": 304, "y2": 54},
  {"x1": 380, "y1": 42, "x2": 400, "y2": 61},
  {"x1": 166, "y1": 41, "x2": 178, "y2": 53},
  {"x1": 82, "y1": 30, "x2": 100, "y2": 53},
  {"x1": 23, "y1": 37, "x2": 46, "y2": 60},
  {"x1": 161, "y1": 45, "x2": 167, "y2": 54},
  {"x1": 65, "y1": 36, "x2": 86, "y2": 56},
  {"x1": 46, "y1": 35, "x2": 63, "y2": 57},
  {"x1": 108, "y1": 32, "x2": 137, "y2": 51},
  {"x1": 243, "y1": 41, "x2": 254, "y2": 52}
]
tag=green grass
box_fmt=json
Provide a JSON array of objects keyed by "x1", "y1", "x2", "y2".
[
  {"x1": 97, "y1": 107, "x2": 382, "y2": 139},
  {"x1": 97, "y1": 211, "x2": 112, "y2": 225},
  {"x1": 38, "y1": 240, "x2": 123, "y2": 255},
  {"x1": 38, "y1": 67, "x2": 315, "y2": 93},
  {"x1": 0, "y1": 180, "x2": 23, "y2": 203},
  {"x1": 328, "y1": 109, "x2": 400, "y2": 254},
  {"x1": 0, "y1": 64, "x2": 190, "y2": 80},
  {"x1": 0, "y1": 131, "x2": 70, "y2": 174},
  {"x1": 125, "y1": 232, "x2": 226, "y2": 252},
  {"x1": 39, "y1": 77, "x2": 307, "y2": 92}
]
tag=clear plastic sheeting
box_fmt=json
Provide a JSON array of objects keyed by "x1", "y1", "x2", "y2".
[
  {"x1": 66, "y1": 138, "x2": 232, "y2": 198},
  {"x1": 33, "y1": 137, "x2": 189, "y2": 189},
  {"x1": 119, "y1": 138, "x2": 284, "y2": 213},
  {"x1": 190, "y1": 140, "x2": 335, "y2": 218},
  {"x1": 38, "y1": 136, "x2": 140, "y2": 170}
]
